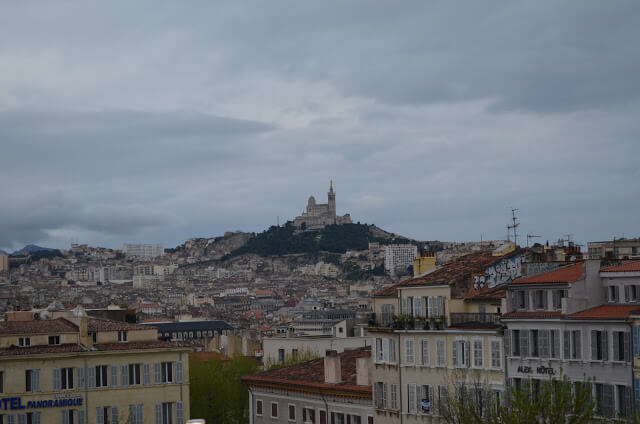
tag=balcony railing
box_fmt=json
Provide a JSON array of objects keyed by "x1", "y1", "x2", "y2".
[{"x1": 449, "y1": 312, "x2": 501, "y2": 327}]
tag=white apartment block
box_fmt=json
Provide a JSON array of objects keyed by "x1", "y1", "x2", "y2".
[
  {"x1": 122, "y1": 243, "x2": 164, "y2": 258},
  {"x1": 385, "y1": 244, "x2": 418, "y2": 275}
]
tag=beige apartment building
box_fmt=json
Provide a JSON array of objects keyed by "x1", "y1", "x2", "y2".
[
  {"x1": 0, "y1": 253, "x2": 8, "y2": 273},
  {"x1": 0, "y1": 308, "x2": 190, "y2": 424},
  {"x1": 370, "y1": 250, "x2": 523, "y2": 423}
]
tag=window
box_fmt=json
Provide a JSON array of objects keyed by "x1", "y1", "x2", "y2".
[
  {"x1": 128, "y1": 364, "x2": 141, "y2": 385},
  {"x1": 405, "y1": 338, "x2": 414, "y2": 365},
  {"x1": 292, "y1": 349, "x2": 298, "y2": 359},
  {"x1": 23, "y1": 412, "x2": 41, "y2": 424},
  {"x1": 512, "y1": 329, "x2": 521, "y2": 356},
  {"x1": 514, "y1": 291, "x2": 527, "y2": 309},
  {"x1": 535, "y1": 290, "x2": 546, "y2": 310},
  {"x1": 331, "y1": 412, "x2": 345, "y2": 424},
  {"x1": 375, "y1": 338, "x2": 383, "y2": 362},
  {"x1": 420, "y1": 385, "x2": 432, "y2": 414},
  {"x1": 161, "y1": 402, "x2": 173, "y2": 424},
  {"x1": 452, "y1": 340, "x2": 469, "y2": 368},
  {"x1": 571, "y1": 330, "x2": 582, "y2": 360},
  {"x1": 25, "y1": 369, "x2": 40, "y2": 392},
  {"x1": 288, "y1": 404, "x2": 296, "y2": 421},
  {"x1": 347, "y1": 415, "x2": 361, "y2": 424},
  {"x1": 61, "y1": 367, "x2": 74, "y2": 390},
  {"x1": 613, "y1": 331, "x2": 630, "y2": 362},
  {"x1": 436, "y1": 339, "x2": 446, "y2": 366},
  {"x1": 616, "y1": 385, "x2": 631, "y2": 417},
  {"x1": 255, "y1": 400, "x2": 263, "y2": 416},
  {"x1": 128, "y1": 404, "x2": 144, "y2": 424},
  {"x1": 278, "y1": 348, "x2": 285, "y2": 363},
  {"x1": 473, "y1": 339, "x2": 483, "y2": 368},
  {"x1": 61, "y1": 410, "x2": 77, "y2": 424},
  {"x1": 388, "y1": 338, "x2": 396, "y2": 364},
  {"x1": 552, "y1": 290, "x2": 565, "y2": 310},
  {"x1": 118, "y1": 331, "x2": 127, "y2": 342},
  {"x1": 95, "y1": 365, "x2": 108, "y2": 388},
  {"x1": 591, "y1": 330, "x2": 607, "y2": 360},
  {"x1": 407, "y1": 383, "x2": 417, "y2": 414},
  {"x1": 595, "y1": 383, "x2": 614, "y2": 416},
  {"x1": 421, "y1": 338, "x2": 429, "y2": 366},
  {"x1": 161, "y1": 362, "x2": 173, "y2": 383},
  {"x1": 271, "y1": 402, "x2": 278, "y2": 418},
  {"x1": 530, "y1": 330, "x2": 539, "y2": 357},
  {"x1": 375, "y1": 382, "x2": 387, "y2": 409},
  {"x1": 390, "y1": 384, "x2": 397, "y2": 409},
  {"x1": 608, "y1": 286, "x2": 619, "y2": 303},
  {"x1": 303, "y1": 408, "x2": 315, "y2": 424},
  {"x1": 490, "y1": 339, "x2": 501, "y2": 368},
  {"x1": 320, "y1": 410, "x2": 327, "y2": 424},
  {"x1": 18, "y1": 337, "x2": 31, "y2": 347},
  {"x1": 91, "y1": 332, "x2": 97, "y2": 343},
  {"x1": 48, "y1": 335, "x2": 60, "y2": 345},
  {"x1": 550, "y1": 329, "x2": 561, "y2": 358}
]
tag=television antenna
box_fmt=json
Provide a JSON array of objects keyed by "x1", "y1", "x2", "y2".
[
  {"x1": 526, "y1": 233, "x2": 540, "y2": 248},
  {"x1": 507, "y1": 208, "x2": 520, "y2": 245}
]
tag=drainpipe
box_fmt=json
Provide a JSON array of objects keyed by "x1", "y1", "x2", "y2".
[
  {"x1": 248, "y1": 387, "x2": 254, "y2": 424},
  {"x1": 321, "y1": 392, "x2": 330, "y2": 423}
]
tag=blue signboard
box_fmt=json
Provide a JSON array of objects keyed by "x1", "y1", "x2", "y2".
[{"x1": 0, "y1": 397, "x2": 82, "y2": 411}]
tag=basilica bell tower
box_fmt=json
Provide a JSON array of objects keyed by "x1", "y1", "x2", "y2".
[{"x1": 328, "y1": 179, "x2": 336, "y2": 219}]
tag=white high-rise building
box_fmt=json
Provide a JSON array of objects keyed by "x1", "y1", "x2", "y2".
[
  {"x1": 122, "y1": 243, "x2": 164, "y2": 258},
  {"x1": 384, "y1": 244, "x2": 418, "y2": 275}
]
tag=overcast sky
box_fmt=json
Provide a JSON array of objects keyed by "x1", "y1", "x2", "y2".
[{"x1": 1, "y1": 1, "x2": 639, "y2": 252}]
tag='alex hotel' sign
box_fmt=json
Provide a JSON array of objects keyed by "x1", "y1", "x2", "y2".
[{"x1": 517, "y1": 365, "x2": 556, "y2": 375}]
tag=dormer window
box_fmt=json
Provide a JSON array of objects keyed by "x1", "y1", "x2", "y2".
[
  {"x1": 514, "y1": 290, "x2": 527, "y2": 310},
  {"x1": 608, "y1": 286, "x2": 619, "y2": 303},
  {"x1": 48, "y1": 335, "x2": 60, "y2": 345},
  {"x1": 18, "y1": 337, "x2": 31, "y2": 347},
  {"x1": 535, "y1": 290, "x2": 547, "y2": 310},
  {"x1": 118, "y1": 331, "x2": 127, "y2": 342}
]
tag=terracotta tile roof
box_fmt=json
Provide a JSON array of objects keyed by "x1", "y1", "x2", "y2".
[
  {"x1": 465, "y1": 284, "x2": 507, "y2": 301},
  {"x1": 94, "y1": 340, "x2": 192, "y2": 351},
  {"x1": 396, "y1": 250, "x2": 522, "y2": 298},
  {"x1": 601, "y1": 261, "x2": 640, "y2": 273},
  {"x1": 242, "y1": 347, "x2": 371, "y2": 395},
  {"x1": 88, "y1": 318, "x2": 150, "y2": 332},
  {"x1": 0, "y1": 318, "x2": 78, "y2": 335},
  {"x1": 502, "y1": 311, "x2": 564, "y2": 319},
  {"x1": 567, "y1": 305, "x2": 640, "y2": 320},
  {"x1": 0, "y1": 343, "x2": 85, "y2": 357},
  {"x1": 510, "y1": 263, "x2": 583, "y2": 285}
]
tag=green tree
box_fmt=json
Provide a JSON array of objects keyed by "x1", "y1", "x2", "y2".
[
  {"x1": 441, "y1": 371, "x2": 595, "y2": 424},
  {"x1": 190, "y1": 355, "x2": 260, "y2": 424}
]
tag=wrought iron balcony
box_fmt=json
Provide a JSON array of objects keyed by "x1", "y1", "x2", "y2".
[{"x1": 449, "y1": 312, "x2": 501, "y2": 328}]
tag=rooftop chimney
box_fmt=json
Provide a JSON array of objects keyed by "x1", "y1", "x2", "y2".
[
  {"x1": 324, "y1": 350, "x2": 342, "y2": 384},
  {"x1": 356, "y1": 357, "x2": 370, "y2": 386}
]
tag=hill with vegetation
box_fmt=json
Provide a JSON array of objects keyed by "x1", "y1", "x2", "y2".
[{"x1": 225, "y1": 222, "x2": 416, "y2": 258}]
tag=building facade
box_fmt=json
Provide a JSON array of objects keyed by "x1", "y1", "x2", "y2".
[
  {"x1": 384, "y1": 245, "x2": 418, "y2": 276},
  {"x1": 0, "y1": 253, "x2": 8, "y2": 273},
  {"x1": 293, "y1": 181, "x2": 352, "y2": 231},
  {"x1": 588, "y1": 239, "x2": 640, "y2": 260},
  {"x1": 0, "y1": 309, "x2": 190, "y2": 424},
  {"x1": 122, "y1": 244, "x2": 165, "y2": 258},
  {"x1": 243, "y1": 348, "x2": 372, "y2": 424}
]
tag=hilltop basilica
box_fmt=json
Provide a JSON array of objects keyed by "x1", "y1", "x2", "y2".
[{"x1": 292, "y1": 181, "x2": 352, "y2": 230}]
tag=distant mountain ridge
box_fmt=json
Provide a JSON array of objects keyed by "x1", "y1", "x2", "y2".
[{"x1": 10, "y1": 244, "x2": 57, "y2": 257}]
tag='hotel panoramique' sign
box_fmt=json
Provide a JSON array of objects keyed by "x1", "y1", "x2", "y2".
[{"x1": 0, "y1": 396, "x2": 82, "y2": 411}]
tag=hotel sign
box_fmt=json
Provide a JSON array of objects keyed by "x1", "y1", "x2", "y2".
[
  {"x1": 0, "y1": 396, "x2": 83, "y2": 411},
  {"x1": 517, "y1": 365, "x2": 555, "y2": 375}
]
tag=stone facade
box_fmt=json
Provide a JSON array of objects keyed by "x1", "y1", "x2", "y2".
[{"x1": 293, "y1": 181, "x2": 351, "y2": 230}]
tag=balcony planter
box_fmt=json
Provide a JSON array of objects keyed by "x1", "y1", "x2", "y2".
[
  {"x1": 435, "y1": 317, "x2": 443, "y2": 330},
  {"x1": 392, "y1": 315, "x2": 405, "y2": 330}
]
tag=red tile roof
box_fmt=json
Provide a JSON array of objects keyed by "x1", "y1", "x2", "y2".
[
  {"x1": 510, "y1": 263, "x2": 583, "y2": 285},
  {"x1": 567, "y1": 305, "x2": 640, "y2": 320},
  {"x1": 465, "y1": 284, "x2": 507, "y2": 301},
  {"x1": 88, "y1": 318, "x2": 150, "y2": 332},
  {"x1": 601, "y1": 261, "x2": 640, "y2": 273},
  {"x1": 396, "y1": 250, "x2": 522, "y2": 298},
  {"x1": 0, "y1": 318, "x2": 78, "y2": 335},
  {"x1": 0, "y1": 343, "x2": 85, "y2": 357},
  {"x1": 502, "y1": 311, "x2": 564, "y2": 319},
  {"x1": 243, "y1": 347, "x2": 371, "y2": 395},
  {"x1": 94, "y1": 340, "x2": 192, "y2": 351}
]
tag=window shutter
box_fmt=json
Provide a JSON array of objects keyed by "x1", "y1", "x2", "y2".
[
  {"x1": 504, "y1": 330, "x2": 511, "y2": 357},
  {"x1": 176, "y1": 360, "x2": 184, "y2": 383},
  {"x1": 17, "y1": 414, "x2": 25, "y2": 424},
  {"x1": 129, "y1": 405, "x2": 136, "y2": 424},
  {"x1": 524, "y1": 291, "x2": 530, "y2": 310},
  {"x1": 511, "y1": 292, "x2": 518, "y2": 310},
  {"x1": 7, "y1": 415, "x2": 14, "y2": 424},
  {"x1": 154, "y1": 363, "x2": 161, "y2": 383},
  {"x1": 382, "y1": 383, "x2": 387, "y2": 409},
  {"x1": 427, "y1": 297, "x2": 433, "y2": 318},
  {"x1": 577, "y1": 331, "x2": 583, "y2": 359},
  {"x1": 625, "y1": 286, "x2": 631, "y2": 302},
  {"x1": 563, "y1": 330, "x2": 570, "y2": 359},
  {"x1": 144, "y1": 363, "x2": 151, "y2": 385},
  {"x1": 615, "y1": 286, "x2": 620, "y2": 302},
  {"x1": 553, "y1": 330, "x2": 561, "y2": 358},
  {"x1": 137, "y1": 404, "x2": 144, "y2": 424},
  {"x1": 121, "y1": 365, "x2": 129, "y2": 386},
  {"x1": 428, "y1": 385, "x2": 433, "y2": 414},
  {"x1": 112, "y1": 407, "x2": 119, "y2": 424},
  {"x1": 624, "y1": 331, "x2": 631, "y2": 362},
  {"x1": 61, "y1": 410, "x2": 68, "y2": 424},
  {"x1": 88, "y1": 366, "x2": 96, "y2": 389},
  {"x1": 97, "y1": 407, "x2": 104, "y2": 424},
  {"x1": 78, "y1": 367, "x2": 85, "y2": 389},
  {"x1": 634, "y1": 326, "x2": 640, "y2": 356},
  {"x1": 542, "y1": 291, "x2": 548, "y2": 310},
  {"x1": 422, "y1": 339, "x2": 429, "y2": 366},
  {"x1": 465, "y1": 341, "x2": 471, "y2": 367},
  {"x1": 382, "y1": 339, "x2": 389, "y2": 363},
  {"x1": 33, "y1": 369, "x2": 40, "y2": 392},
  {"x1": 591, "y1": 331, "x2": 598, "y2": 360},
  {"x1": 110, "y1": 365, "x2": 118, "y2": 387},
  {"x1": 413, "y1": 297, "x2": 421, "y2": 318},
  {"x1": 408, "y1": 384, "x2": 416, "y2": 414},
  {"x1": 389, "y1": 338, "x2": 396, "y2": 364},
  {"x1": 33, "y1": 412, "x2": 40, "y2": 424},
  {"x1": 402, "y1": 297, "x2": 409, "y2": 314},
  {"x1": 452, "y1": 341, "x2": 458, "y2": 367},
  {"x1": 625, "y1": 386, "x2": 632, "y2": 418},
  {"x1": 177, "y1": 401, "x2": 184, "y2": 424},
  {"x1": 635, "y1": 379, "x2": 640, "y2": 406},
  {"x1": 53, "y1": 368, "x2": 61, "y2": 391},
  {"x1": 602, "y1": 331, "x2": 609, "y2": 361},
  {"x1": 520, "y1": 331, "x2": 529, "y2": 358},
  {"x1": 155, "y1": 403, "x2": 162, "y2": 424},
  {"x1": 416, "y1": 385, "x2": 422, "y2": 414}
]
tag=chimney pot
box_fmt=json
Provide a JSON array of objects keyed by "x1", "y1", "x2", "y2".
[{"x1": 324, "y1": 350, "x2": 341, "y2": 384}]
